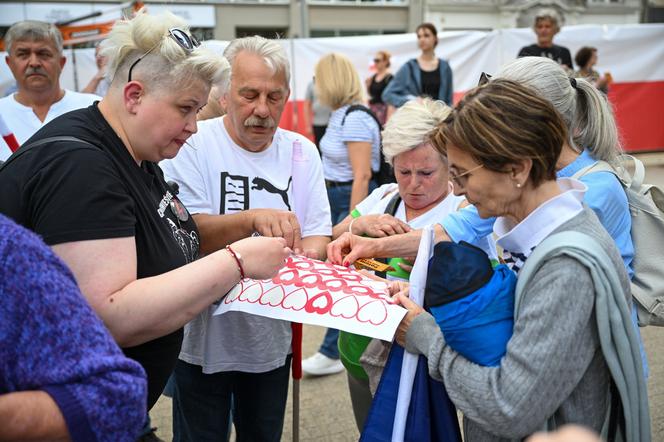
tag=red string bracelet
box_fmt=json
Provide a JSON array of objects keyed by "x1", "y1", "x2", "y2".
[{"x1": 225, "y1": 245, "x2": 245, "y2": 279}]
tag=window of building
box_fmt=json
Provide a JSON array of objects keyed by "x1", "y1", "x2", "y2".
[
  {"x1": 236, "y1": 27, "x2": 289, "y2": 39},
  {"x1": 311, "y1": 29, "x2": 404, "y2": 37}
]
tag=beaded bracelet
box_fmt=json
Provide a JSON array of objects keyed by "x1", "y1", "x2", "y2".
[{"x1": 225, "y1": 245, "x2": 245, "y2": 279}]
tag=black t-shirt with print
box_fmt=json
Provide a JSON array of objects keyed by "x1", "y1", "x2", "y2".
[
  {"x1": 517, "y1": 43, "x2": 573, "y2": 69},
  {"x1": 0, "y1": 104, "x2": 200, "y2": 409}
]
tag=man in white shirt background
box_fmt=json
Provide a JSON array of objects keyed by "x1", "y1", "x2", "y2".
[
  {"x1": 161, "y1": 35, "x2": 331, "y2": 442},
  {"x1": 0, "y1": 20, "x2": 99, "y2": 161}
]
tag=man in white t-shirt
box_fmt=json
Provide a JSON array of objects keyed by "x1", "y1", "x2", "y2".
[
  {"x1": 0, "y1": 20, "x2": 99, "y2": 161},
  {"x1": 161, "y1": 36, "x2": 331, "y2": 442}
]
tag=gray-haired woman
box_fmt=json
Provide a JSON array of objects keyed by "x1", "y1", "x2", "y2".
[{"x1": 335, "y1": 98, "x2": 495, "y2": 431}]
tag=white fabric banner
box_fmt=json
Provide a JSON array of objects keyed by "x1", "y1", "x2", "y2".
[
  {"x1": 284, "y1": 24, "x2": 664, "y2": 99},
  {"x1": 2, "y1": 24, "x2": 662, "y2": 98},
  {"x1": 392, "y1": 225, "x2": 435, "y2": 441},
  {"x1": 1, "y1": 23, "x2": 662, "y2": 152}
]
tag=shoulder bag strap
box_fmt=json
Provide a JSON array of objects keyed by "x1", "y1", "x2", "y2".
[
  {"x1": 0, "y1": 136, "x2": 96, "y2": 174},
  {"x1": 383, "y1": 192, "x2": 402, "y2": 217},
  {"x1": 374, "y1": 192, "x2": 403, "y2": 278},
  {"x1": 342, "y1": 104, "x2": 382, "y2": 130}
]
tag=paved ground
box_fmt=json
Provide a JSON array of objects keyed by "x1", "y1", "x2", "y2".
[{"x1": 150, "y1": 162, "x2": 664, "y2": 441}]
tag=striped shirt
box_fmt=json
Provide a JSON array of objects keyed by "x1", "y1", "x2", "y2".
[{"x1": 319, "y1": 104, "x2": 381, "y2": 182}]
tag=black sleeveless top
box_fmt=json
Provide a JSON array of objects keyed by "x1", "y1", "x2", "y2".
[
  {"x1": 368, "y1": 73, "x2": 393, "y2": 104},
  {"x1": 421, "y1": 68, "x2": 441, "y2": 100}
]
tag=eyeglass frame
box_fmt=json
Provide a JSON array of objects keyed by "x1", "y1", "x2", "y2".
[
  {"x1": 127, "y1": 28, "x2": 200, "y2": 82},
  {"x1": 449, "y1": 163, "x2": 484, "y2": 188}
]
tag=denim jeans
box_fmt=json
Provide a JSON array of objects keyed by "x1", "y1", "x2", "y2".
[
  {"x1": 326, "y1": 183, "x2": 353, "y2": 225},
  {"x1": 172, "y1": 356, "x2": 292, "y2": 442},
  {"x1": 326, "y1": 180, "x2": 378, "y2": 224},
  {"x1": 319, "y1": 327, "x2": 340, "y2": 359}
]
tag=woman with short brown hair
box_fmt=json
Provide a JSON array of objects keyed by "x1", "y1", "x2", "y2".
[{"x1": 394, "y1": 79, "x2": 648, "y2": 441}]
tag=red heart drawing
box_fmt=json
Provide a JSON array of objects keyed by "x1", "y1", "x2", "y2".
[
  {"x1": 281, "y1": 287, "x2": 309, "y2": 311},
  {"x1": 238, "y1": 281, "x2": 263, "y2": 303},
  {"x1": 357, "y1": 300, "x2": 388, "y2": 325},
  {"x1": 259, "y1": 285, "x2": 285, "y2": 307},
  {"x1": 304, "y1": 291, "x2": 333, "y2": 314},
  {"x1": 273, "y1": 268, "x2": 298, "y2": 285},
  {"x1": 330, "y1": 295, "x2": 360, "y2": 319},
  {"x1": 224, "y1": 281, "x2": 244, "y2": 304}
]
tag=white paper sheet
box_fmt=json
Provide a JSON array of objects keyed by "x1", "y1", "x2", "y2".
[{"x1": 213, "y1": 255, "x2": 407, "y2": 341}]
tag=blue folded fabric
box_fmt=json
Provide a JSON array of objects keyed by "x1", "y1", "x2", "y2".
[
  {"x1": 361, "y1": 344, "x2": 462, "y2": 442},
  {"x1": 425, "y1": 241, "x2": 517, "y2": 367}
]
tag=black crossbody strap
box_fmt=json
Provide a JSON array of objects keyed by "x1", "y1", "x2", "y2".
[
  {"x1": 0, "y1": 136, "x2": 96, "y2": 174},
  {"x1": 383, "y1": 192, "x2": 401, "y2": 217},
  {"x1": 375, "y1": 191, "x2": 403, "y2": 278},
  {"x1": 342, "y1": 104, "x2": 382, "y2": 130}
]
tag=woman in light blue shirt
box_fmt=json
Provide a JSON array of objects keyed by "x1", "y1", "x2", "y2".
[{"x1": 443, "y1": 58, "x2": 633, "y2": 278}]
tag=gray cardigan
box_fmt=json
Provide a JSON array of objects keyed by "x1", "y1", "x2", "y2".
[{"x1": 405, "y1": 208, "x2": 632, "y2": 441}]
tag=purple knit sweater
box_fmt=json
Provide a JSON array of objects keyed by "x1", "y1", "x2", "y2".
[{"x1": 0, "y1": 214, "x2": 147, "y2": 441}]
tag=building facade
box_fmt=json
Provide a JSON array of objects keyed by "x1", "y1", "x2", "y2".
[{"x1": 0, "y1": 0, "x2": 647, "y2": 42}]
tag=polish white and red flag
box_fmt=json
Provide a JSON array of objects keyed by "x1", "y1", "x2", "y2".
[{"x1": 0, "y1": 114, "x2": 19, "y2": 153}]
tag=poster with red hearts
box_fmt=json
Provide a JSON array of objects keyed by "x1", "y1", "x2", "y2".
[{"x1": 213, "y1": 255, "x2": 407, "y2": 341}]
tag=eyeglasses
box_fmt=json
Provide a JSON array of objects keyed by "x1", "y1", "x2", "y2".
[
  {"x1": 373, "y1": 58, "x2": 382, "y2": 63},
  {"x1": 478, "y1": 72, "x2": 492, "y2": 86},
  {"x1": 127, "y1": 28, "x2": 200, "y2": 82},
  {"x1": 449, "y1": 164, "x2": 483, "y2": 188}
]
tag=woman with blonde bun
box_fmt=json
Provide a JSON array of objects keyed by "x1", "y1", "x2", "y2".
[{"x1": 0, "y1": 10, "x2": 291, "y2": 416}]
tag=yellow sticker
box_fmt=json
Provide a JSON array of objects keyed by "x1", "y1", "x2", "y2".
[{"x1": 354, "y1": 258, "x2": 394, "y2": 273}]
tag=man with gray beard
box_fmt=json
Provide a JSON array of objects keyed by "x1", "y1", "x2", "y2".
[
  {"x1": 160, "y1": 36, "x2": 331, "y2": 442},
  {"x1": 0, "y1": 21, "x2": 99, "y2": 160}
]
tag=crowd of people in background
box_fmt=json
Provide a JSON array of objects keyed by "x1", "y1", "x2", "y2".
[{"x1": 0, "y1": 6, "x2": 650, "y2": 442}]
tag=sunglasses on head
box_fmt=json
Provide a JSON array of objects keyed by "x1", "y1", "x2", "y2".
[
  {"x1": 478, "y1": 71, "x2": 492, "y2": 86},
  {"x1": 127, "y1": 28, "x2": 200, "y2": 82}
]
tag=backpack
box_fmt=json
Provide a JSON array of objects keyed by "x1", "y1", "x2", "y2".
[
  {"x1": 342, "y1": 104, "x2": 395, "y2": 186},
  {"x1": 573, "y1": 154, "x2": 664, "y2": 326}
]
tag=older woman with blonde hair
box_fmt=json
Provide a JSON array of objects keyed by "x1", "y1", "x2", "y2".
[
  {"x1": 0, "y1": 10, "x2": 291, "y2": 421},
  {"x1": 394, "y1": 79, "x2": 648, "y2": 441},
  {"x1": 316, "y1": 52, "x2": 382, "y2": 224},
  {"x1": 303, "y1": 53, "x2": 383, "y2": 376},
  {"x1": 331, "y1": 98, "x2": 495, "y2": 430}
]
